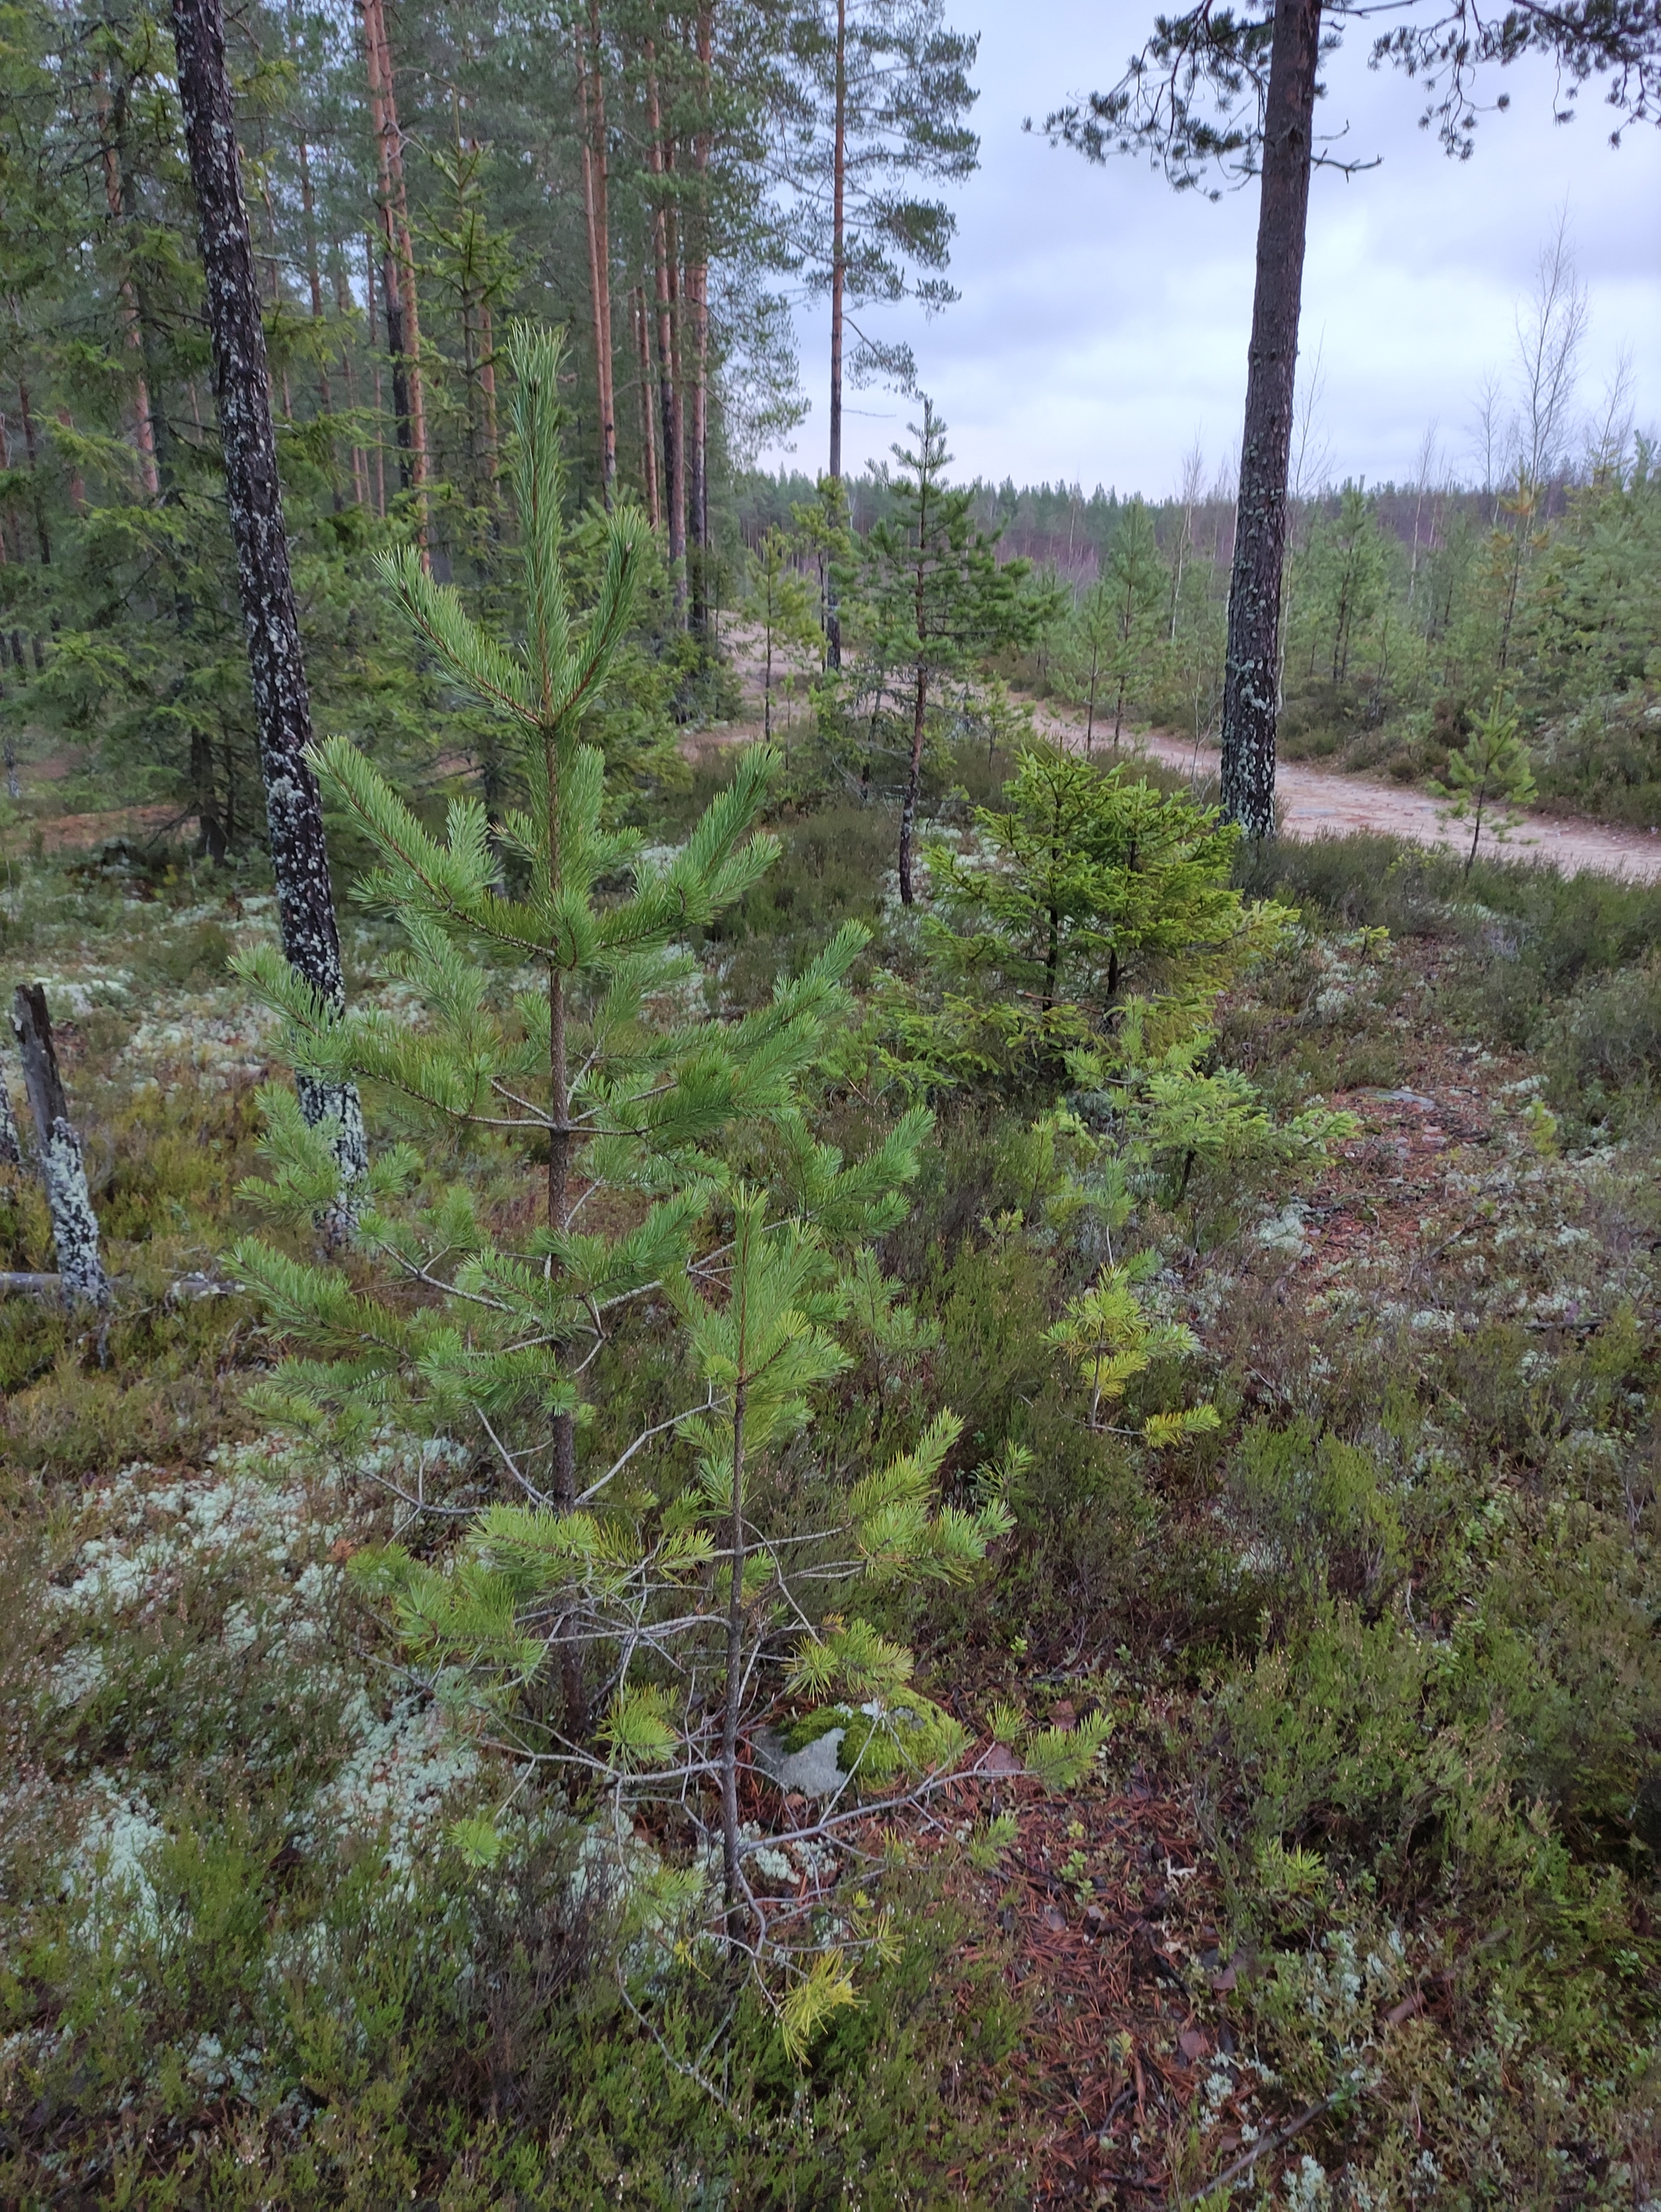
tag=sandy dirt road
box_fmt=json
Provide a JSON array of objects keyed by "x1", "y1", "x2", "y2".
[
  {"x1": 719, "y1": 620, "x2": 1661, "y2": 886},
  {"x1": 1021, "y1": 699, "x2": 1661, "y2": 886}
]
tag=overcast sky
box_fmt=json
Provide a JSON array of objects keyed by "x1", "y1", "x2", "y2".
[{"x1": 761, "y1": 0, "x2": 1661, "y2": 499}]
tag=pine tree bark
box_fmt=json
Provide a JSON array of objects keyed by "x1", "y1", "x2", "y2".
[
  {"x1": 362, "y1": 0, "x2": 430, "y2": 556},
  {"x1": 825, "y1": 0, "x2": 847, "y2": 669},
  {"x1": 645, "y1": 45, "x2": 686, "y2": 616},
  {"x1": 1219, "y1": 0, "x2": 1322, "y2": 838},
  {"x1": 685, "y1": 0, "x2": 713, "y2": 634},
  {"x1": 576, "y1": 0, "x2": 616, "y2": 504},
  {"x1": 633, "y1": 284, "x2": 661, "y2": 528},
  {"x1": 170, "y1": 0, "x2": 367, "y2": 1209}
]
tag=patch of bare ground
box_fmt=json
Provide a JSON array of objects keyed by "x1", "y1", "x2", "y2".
[{"x1": 1027, "y1": 698, "x2": 1661, "y2": 885}]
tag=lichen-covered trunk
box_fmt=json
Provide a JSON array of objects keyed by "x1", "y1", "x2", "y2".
[
  {"x1": 11, "y1": 985, "x2": 109, "y2": 1309},
  {"x1": 1220, "y1": 0, "x2": 1321, "y2": 840},
  {"x1": 170, "y1": 0, "x2": 366, "y2": 1208}
]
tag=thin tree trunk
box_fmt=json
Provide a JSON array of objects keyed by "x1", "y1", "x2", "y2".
[
  {"x1": 542, "y1": 704, "x2": 588, "y2": 1735},
  {"x1": 478, "y1": 291, "x2": 499, "y2": 473},
  {"x1": 645, "y1": 45, "x2": 685, "y2": 614},
  {"x1": 95, "y1": 70, "x2": 161, "y2": 501},
  {"x1": 170, "y1": 0, "x2": 367, "y2": 1216},
  {"x1": 825, "y1": 0, "x2": 846, "y2": 668},
  {"x1": 576, "y1": 1, "x2": 616, "y2": 503},
  {"x1": 364, "y1": 232, "x2": 388, "y2": 514},
  {"x1": 362, "y1": 0, "x2": 429, "y2": 558},
  {"x1": 633, "y1": 284, "x2": 660, "y2": 527},
  {"x1": 333, "y1": 251, "x2": 370, "y2": 506},
  {"x1": 295, "y1": 131, "x2": 339, "y2": 507},
  {"x1": 1219, "y1": 0, "x2": 1322, "y2": 838},
  {"x1": 16, "y1": 385, "x2": 51, "y2": 561},
  {"x1": 721, "y1": 1370, "x2": 749, "y2": 1919},
  {"x1": 898, "y1": 662, "x2": 925, "y2": 906},
  {"x1": 685, "y1": 0, "x2": 712, "y2": 634}
]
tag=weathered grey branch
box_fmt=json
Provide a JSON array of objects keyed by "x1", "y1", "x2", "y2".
[
  {"x1": 0, "y1": 1059, "x2": 19, "y2": 1167},
  {"x1": 10, "y1": 984, "x2": 110, "y2": 1310}
]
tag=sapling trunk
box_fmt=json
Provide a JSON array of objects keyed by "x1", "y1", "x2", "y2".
[
  {"x1": 898, "y1": 664, "x2": 927, "y2": 905},
  {"x1": 721, "y1": 1373, "x2": 748, "y2": 1922},
  {"x1": 825, "y1": 0, "x2": 847, "y2": 670}
]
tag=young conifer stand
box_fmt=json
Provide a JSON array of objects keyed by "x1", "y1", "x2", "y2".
[{"x1": 234, "y1": 328, "x2": 1105, "y2": 2044}]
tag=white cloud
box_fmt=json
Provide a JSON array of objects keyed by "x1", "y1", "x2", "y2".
[{"x1": 763, "y1": 0, "x2": 1661, "y2": 495}]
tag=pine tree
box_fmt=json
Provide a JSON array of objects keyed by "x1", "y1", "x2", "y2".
[
  {"x1": 1039, "y1": 0, "x2": 1661, "y2": 838},
  {"x1": 850, "y1": 399, "x2": 1043, "y2": 903},
  {"x1": 170, "y1": 0, "x2": 367, "y2": 1210},
  {"x1": 1431, "y1": 688, "x2": 1538, "y2": 873},
  {"x1": 230, "y1": 325, "x2": 1105, "y2": 2031},
  {"x1": 778, "y1": 0, "x2": 980, "y2": 667}
]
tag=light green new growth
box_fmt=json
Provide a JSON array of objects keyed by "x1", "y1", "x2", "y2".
[{"x1": 1045, "y1": 1258, "x2": 1219, "y2": 1443}]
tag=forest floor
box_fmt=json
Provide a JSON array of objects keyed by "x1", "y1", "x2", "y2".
[{"x1": 6, "y1": 671, "x2": 1661, "y2": 2203}]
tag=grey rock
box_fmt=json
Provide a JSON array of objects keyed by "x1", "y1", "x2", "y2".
[{"x1": 753, "y1": 1724, "x2": 848, "y2": 1798}]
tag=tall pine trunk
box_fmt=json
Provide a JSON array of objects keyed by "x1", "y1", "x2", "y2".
[
  {"x1": 362, "y1": 0, "x2": 430, "y2": 559},
  {"x1": 577, "y1": 0, "x2": 616, "y2": 503},
  {"x1": 170, "y1": 0, "x2": 367, "y2": 1211},
  {"x1": 633, "y1": 283, "x2": 661, "y2": 527},
  {"x1": 825, "y1": 0, "x2": 846, "y2": 668},
  {"x1": 685, "y1": 0, "x2": 712, "y2": 635},
  {"x1": 645, "y1": 45, "x2": 685, "y2": 616},
  {"x1": 1219, "y1": 0, "x2": 1321, "y2": 838}
]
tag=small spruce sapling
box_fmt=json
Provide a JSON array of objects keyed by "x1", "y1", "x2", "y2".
[
  {"x1": 896, "y1": 746, "x2": 1284, "y2": 1090},
  {"x1": 1431, "y1": 690, "x2": 1538, "y2": 874}
]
